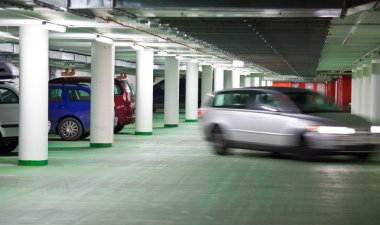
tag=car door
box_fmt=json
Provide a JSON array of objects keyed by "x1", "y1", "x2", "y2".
[
  {"x1": 0, "y1": 86, "x2": 19, "y2": 137},
  {"x1": 238, "y1": 91, "x2": 298, "y2": 148},
  {"x1": 48, "y1": 87, "x2": 66, "y2": 130},
  {"x1": 66, "y1": 87, "x2": 91, "y2": 129}
]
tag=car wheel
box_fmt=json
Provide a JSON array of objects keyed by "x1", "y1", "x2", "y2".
[
  {"x1": 355, "y1": 152, "x2": 372, "y2": 160},
  {"x1": 114, "y1": 125, "x2": 124, "y2": 133},
  {"x1": 0, "y1": 135, "x2": 18, "y2": 154},
  {"x1": 212, "y1": 127, "x2": 228, "y2": 155},
  {"x1": 58, "y1": 117, "x2": 83, "y2": 141},
  {"x1": 297, "y1": 135, "x2": 316, "y2": 161}
]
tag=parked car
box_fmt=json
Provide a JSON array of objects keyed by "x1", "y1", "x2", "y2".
[
  {"x1": 0, "y1": 82, "x2": 19, "y2": 153},
  {"x1": 49, "y1": 84, "x2": 91, "y2": 141},
  {"x1": 200, "y1": 87, "x2": 380, "y2": 159},
  {"x1": 49, "y1": 77, "x2": 135, "y2": 133},
  {"x1": 153, "y1": 77, "x2": 201, "y2": 111},
  {"x1": 118, "y1": 78, "x2": 136, "y2": 111}
]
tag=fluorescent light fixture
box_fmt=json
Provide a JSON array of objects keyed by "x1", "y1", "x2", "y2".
[
  {"x1": 131, "y1": 44, "x2": 144, "y2": 51},
  {"x1": 114, "y1": 42, "x2": 133, "y2": 47},
  {"x1": 42, "y1": 21, "x2": 66, "y2": 32},
  {"x1": 0, "y1": 31, "x2": 19, "y2": 40},
  {"x1": 233, "y1": 60, "x2": 244, "y2": 67},
  {"x1": 157, "y1": 51, "x2": 168, "y2": 56},
  {"x1": 96, "y1": 35, "x2": 113, "y2": 44},
  {"x1": 190, "y1": 59, "x2": 198, "y2": 63},
  {"x1": 371, "y1": 126, "x2": 380, "y2": 133},
  {"x1": 175, "y1": 55, "x2": 183, "y2": 60}
]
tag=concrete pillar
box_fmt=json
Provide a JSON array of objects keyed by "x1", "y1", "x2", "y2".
[
  {"x1": 213, "y1": 67, "x2": 224, "y2": 92},
  {"x1": 135, "y1": 50, "x2": 154, "y2": 134},
  {"x1": 244, "y1": 76, "x2": 251, "y2": 87},
  {"x1": 232, "y1": 70, "x2": 240, "y2": 88},
  {"x1": 164, "y1": 56, "x2": 180, "y2": 127},
  {"x1": 356, "y1": 66, "x2": 363, "y2": 116},
  {"x1": 18, "y1": 25, "x2": 49, "y2": 166},
  {"x1": 351, "y1": 69, "x2": 357, "y2": 114},
  {"x1": 224, "y1": 70, "x2": 232, "y2": 89},
  {"x1": 240, "y1": 75, "x2": 245, "y2": 87},
  {"x1": 362, "y1": 61, "x2": 372, "y2": 119},
  {"x1": 267, "y1": 81, "x2": 273, "y2": 87},
  {"x1": 90, "y1": 41, "x2": 114, "y2": 146},
  {"x1": 261, "y1": 79, "x2": 267, "y2": 87},
  {"x1": 201, "y1": 65, "x2": 213, "y2": 104},
  {"x1": 370, "y1": 57, "x2": 380, "y2": 122},
  {"x1": 185, "y1": 62, "x2": 199, "y2": 122}
]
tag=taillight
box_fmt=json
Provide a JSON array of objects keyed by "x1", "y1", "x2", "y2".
[{"x1": 198, "y1": 108, "x2": 207, "y2": 115}]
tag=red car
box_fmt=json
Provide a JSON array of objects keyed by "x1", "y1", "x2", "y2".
[{"x1": 49, "y1": 77, "x2": 135, "y2": 133}]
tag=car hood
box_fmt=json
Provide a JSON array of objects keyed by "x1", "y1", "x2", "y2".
[{"x1": 290, "y1": 112, "x2": 372, "y2": 129}]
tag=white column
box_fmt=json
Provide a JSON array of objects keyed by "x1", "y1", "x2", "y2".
[
  {"x1": 351, "y1": 69, "x2": 357, "y2": 114},
  {"x1": 201, "y1": 65, "x2": 213, "y2": 104},
  {"x1": 356, "y1": 66, "x2": 363, "y2": 116},
  {"x1": 90, "y1": 41, "x2": 114, "y2": 146},
  {"x1": 185, "y1": 62, "x2": 199, "y2": 122},
  {"x1": 232, "y1": 70, "x2": 240, "y2": 88},
  {"x1": 244, "y1": 76, "x2": 251, "y2": 87},
  {"x1": 18, "y1": 25, "x2": 49, "y2": 166},
  {"x1": 164, "y1": 56, "x2": 180, "y2": 127},
  {"x1": 362, "y1": 61, "x2": 372, "y2": 119},
  {"x1": 240, "y1": 75, "x2": 245, "y2": 87},
  {"x1": 213, "y1": 67, "x2": 224, "y2": 92},
  {"x1": 135, "y1": 50, "x2": 154, "y2": 134},
  {"x1": 370, "y1": 58, "x2": 380, "y2": 122},
  {"x1": 261, "y1": 79, "x2": 267, "y2": 87},
  {"x1": 267, "y1": 80, "x2": 273, "y2": 87},
  {"x1": 224, "y1": 70, "x2": 232, "y2": 89}
]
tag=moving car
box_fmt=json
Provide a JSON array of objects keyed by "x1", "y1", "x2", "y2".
[
  {"x1": 200, "y1": 87, "x2": 380, "y2": 159},
  {"x1": 50, "y1": 77, "x2": 135, "y2": 133}
]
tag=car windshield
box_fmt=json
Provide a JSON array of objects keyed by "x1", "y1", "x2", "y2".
[{"x1": 285, "y1": 91, "x2": 340, "y2": 113}]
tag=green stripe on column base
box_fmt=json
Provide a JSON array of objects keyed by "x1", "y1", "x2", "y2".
[
  {"x1": 90, "y1": 143, "x2": 112, "y2": 148},
  {"x1": 164, "y1": 124, "x2": 179, "y2": 128},
  {"x1": 135, "y1": 131, "x2": 153, "y2": 135},
  {"x1": 18, "y1": 160, "x2": 48, "y2": 166},
  {"x1": 185, "y1": 119, "x2": 198, "y2": 122}
]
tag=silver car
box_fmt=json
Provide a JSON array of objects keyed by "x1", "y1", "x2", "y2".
[{"x1": 200, "y1": 87, "x2": 380, "y2": 159}]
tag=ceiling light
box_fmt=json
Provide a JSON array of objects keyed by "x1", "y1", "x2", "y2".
[
  {"x1": 175, "y1": 55, "x2": 183, "y2": 60},
  {"x1": 233, "y1": 60, "x2": 244, "y2": 67},
  {"x1": 41, "y1": 21, "x2": 66, "y2": 32},
  {"x1": 0, "y1": 31, "x2": 19, "y2": 40},
  {"x1": 190, "y1": 59, "x2": 198, "y2": 63},
  {"x1": 132, "y1": 44, "x2": 144, "y2": 51},
  {"x1": 157, "y1": 50, "x2": 168, "y2": 56},
  {"x1": 96, "y1": 35, "x2": 113, "y2": 44}
]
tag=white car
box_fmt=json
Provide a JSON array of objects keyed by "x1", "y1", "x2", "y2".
[{"x1": 0, "y1": 82, "x2": 19, "y2": 153}]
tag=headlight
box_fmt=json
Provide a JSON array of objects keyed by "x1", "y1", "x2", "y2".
[
  {"x1": 371, "y1": 126, "x2": 380, "y2": 133},
  {"x1": 307, "y1": 126, "x2": 355, "y2": 134}
]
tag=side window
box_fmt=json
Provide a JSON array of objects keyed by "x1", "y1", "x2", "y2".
[
  {"x1": 49, "y1": 88, "x2": 63, "y2": 102},
  {"x1": 68, "y1": 89, "x2": 90, "y2": 101},
  {"x1": 252, "y1": 93, "x2": 294, "y2": 112},
  {"x1": 0, "y1": 87, "x2": 18, "y2": 104},
  {"x1": 213, "y1": 92, "x2": 250, "y2": 109},
  {"x1": 114, "y1": 85, "x2": 122, "y2": 95}
]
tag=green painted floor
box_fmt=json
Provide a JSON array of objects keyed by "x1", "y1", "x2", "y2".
[{"x1": 1, "y1": 112, "x2": 380, "y2": 225}]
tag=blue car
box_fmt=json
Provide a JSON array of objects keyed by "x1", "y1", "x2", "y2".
[{"x1": 49, "y1": 84, "x2": 91, "y2": 141}]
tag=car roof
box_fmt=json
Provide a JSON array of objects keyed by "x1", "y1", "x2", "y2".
[
  {"x1": 50, "y1": 76, "x2": 122, "y2": 82},
  {"x1": 216, "y1": 87, "x2": 315, "y2": 94},
  {"x1": 49, "y1": 83, "x2": 91, "y2": 91}
]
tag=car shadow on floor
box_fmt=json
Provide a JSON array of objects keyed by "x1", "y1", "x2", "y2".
[{"x1": 229, "y1": 150, "x2": 380, "y2": 164}]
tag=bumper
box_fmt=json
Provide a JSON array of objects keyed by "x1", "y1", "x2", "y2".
[{"x1": 304, "y1": 132, "x2": 380, "y2": 152}]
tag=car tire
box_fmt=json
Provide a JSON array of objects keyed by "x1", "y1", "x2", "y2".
[
  {"x1": 0, "y1": 135, "x2": 18, "y2": 154},
  {"x1": 355, "y1": 152, "x2": 372, "y2": 160},
  {"x1": 58, "y1": 117, "x2": 83, "y2": 141},
  {"x1": 212, "y1": 127, "x2": 228, "y2": 155},
  {"x1": 114, "y1": 125, "x2": 124, "y2": 133},
  {"x1": 297, "y1": 135, "x2": 316, "y2": 161}
]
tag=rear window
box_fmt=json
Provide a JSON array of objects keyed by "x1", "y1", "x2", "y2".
[
  {"x1": 67, "y1": 89, "x2": 90, "y2": 101},
  {"x1": 49, "y1": 88, "x2": 63, "y2": 102},
  {"x1": 213, "y1": 92, "x2": 250, "y2": 109},
  {"x1": 0, "y1": 87, "x2": 18, "y2": 104}
]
